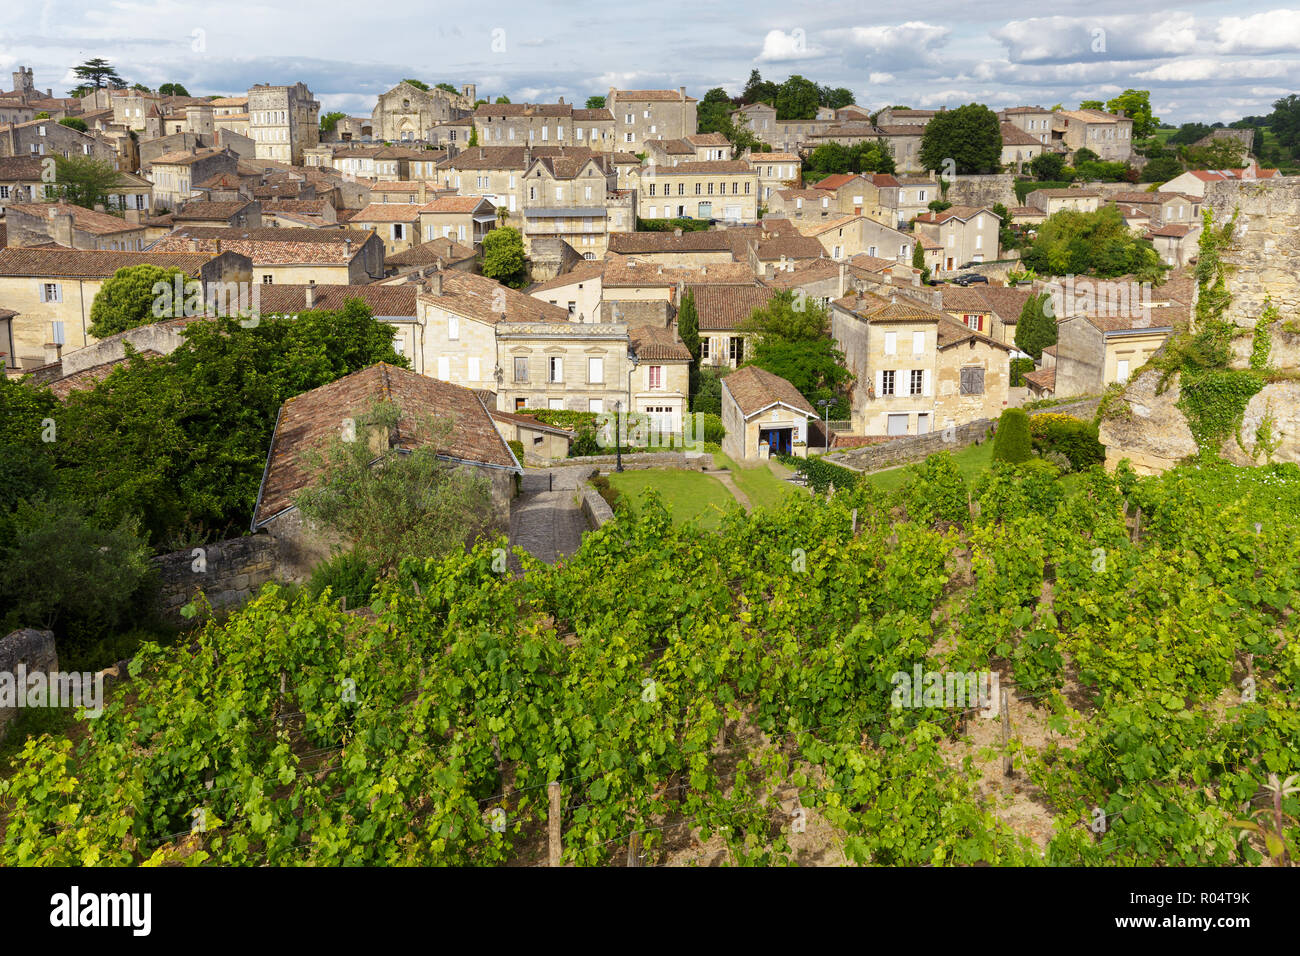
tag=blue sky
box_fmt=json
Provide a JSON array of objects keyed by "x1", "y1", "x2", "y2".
[{"x1": 3, "y1": 1, "x2": 1297, "y2": 124}]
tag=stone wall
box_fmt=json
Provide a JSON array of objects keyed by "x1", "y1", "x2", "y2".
[
  {"x1": 946, "y1": 174, "x2": 1017, "y2": 211},
  {"x1": 827, "y1": 418, "x2": 993, "y2": 471},
  {"x1": 61, "y1": 321, "x2": 188, "y2": 376},
  {"x1": 580, "y1": 483, "x2": 615, "y2": 529},
  {"x1": 0, "y1": 628, "x2": 57, "y2": 741},
  {"x1": 566, "y1": 450, "x2": 709, "y2": 470},
  {"x1": 154, "y1": 534, "x2": 280, "y2": 619},
  {"x1": 528, "y1": 238, "x2": 583, "y2": 284}
]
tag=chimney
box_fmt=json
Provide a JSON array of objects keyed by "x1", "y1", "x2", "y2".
[
  {"x1": 344, "y1": 237, "x2": 352, "y2": 256},
  {"x1": 838, "y1": 262, "x2": 846, "y2": 298},
  {"x1": 701, "y1": 265, "x2": 708, "y2": 275},
  {"x1": 679, "y1": 86, "x2": 686, "y2": 100},
  {"x1": 429, "y1": 271, "x2": 442, "y2": 295},
  {"x1": 305, "y1": 284, "x2": 314, "y2": 307},
  {"x1": 43, "y1": 342, "x2": 62, "y2": 365},
  {"x1": 189, "y1": 239, "x2": 199, "y2": 252}
]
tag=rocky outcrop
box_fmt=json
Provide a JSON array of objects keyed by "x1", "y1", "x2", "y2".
[{"x1": 1100, "y1": 177, "x2": 1300, "y2": 474}]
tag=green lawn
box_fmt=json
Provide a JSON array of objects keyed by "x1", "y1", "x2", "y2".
[
  {"x1": 606, "y1": 468, "x2": 737, "y2": 530},
  {"x1": 710, "y1": 453, "x2": 797, "y2": 511},
  {"x1": 863, "y1": 440, "x2": 996, "y2": 492}
]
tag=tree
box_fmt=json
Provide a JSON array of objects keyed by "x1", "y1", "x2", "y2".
[
  {"x1": 696, "y1": 87, "x2": 733, "y2": 135},
  {"x1": 402, "y1": 79, "x2": 431, "y2": 91},
  {"x1": 1079, "y1": 100, "x2": 1105, "y2": 111},
  {"x1": 739, "y1": 290, "x2": 853, "y2": 414},
  {"x1": 741, "y1": 288, "x2": 830, "y2": 343},
  {"x1": 131, "y1": 83, "x2": 152, "y2": 93},
  {"x1": 69, "y1": 58, "x2": 125, "y2": 96},
  {"x1": 808, "y1": 142, "x2": 851, "y2": 174},
  {"x1": 691, "y1": 366, "x2": 723, "y2": 416},
  {"x1": 821, "y1": 87, "x2": 855, "y2": 110},
  {"x1": 467, "y1": 125, "x2": 479, "y2": 147},
  {"x1": 991, "y1": 202, "x2": 1016, "y2": 250},
  {"x1": 1140, "y1": 156, "x2": 1183, "y2": 183},
  {"x1": 435, "y1": 82, "x2": 458, "y2": 94},
  {"x1": 912, "y1": 241, "x2": 930, "y2": 284},
  {"x1": 677, "y1": 290, "x2": 700, "y2": 361},
  {"x1": 1014, "y1": 291, "x2": 1056, "y2": 360},
  {"x1": 1105, "y1": 89, "x2": 1158, "y2": 138},
  {"x1": 1020, "y1": 206, "x2": 1166, "y2": 281},
  {"x1": 991, "y1": 408, "x2": 1032, "y2": 464},
  {"x1": 1073, "y1": 146, "x2": 1100, "y2": 165},
  {"x1": 585, "y1": 95, "x2": 606, "y2": 110},
  {"x1": 58, "y1": 117, "x2": 87, "y2": 132},
  {"x1": 293, "y1": 403, "x2": 495, "y2": 574},
  {"x1": 742, "y1": 69, "x2": 779, "y2": 105},
  {"x1": 35, "y1": 111, "x2": 51, "y2": 120},
  {"x1": 320, "y1": 111, "x2": 346, "y2": 134},
  {"x1": 158, "y1": 83, "x2": 190, "y2": 97},
  {"x1": 850, "y1": 139, "x2": 895, "y2": 174},
  {"x1": 88, "y1": 265, "x2": 189, "y2": 339},
  {"x1": 775, "y1": 75, "x2": 821, "y2": 121},
  {"x1": 928, "y1": 199, "x2": 952, "y2": 213},
  {"x1": 1169, "y1": 122, "x2": 1213, "y2": 146},
  {"x1": 481, "y1": 227, "x2": 527, "y2": 288},
  {"x1": 1029, "y1": 151, "x2": 1066, "y2": 181},
  {"x1": 494, "y1": 96, "x2": 511, "y2": 105},
  {"x1": 919, "y1": 103, "x2": 1002, "y2": 174},
  {"x1": 52, "y1": 155, "x2": 120, "y2": 210},
  {"x1": 1269, "y1": 94, "x2": 1300, "y2": 151}
]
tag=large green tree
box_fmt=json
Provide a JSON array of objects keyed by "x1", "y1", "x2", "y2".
[
  {"x1": 1269, "y1": 94, "x2": 1300, "y2": 151},
  {"x1": 482, "y1": 227, "x2": 527, "y2": 288},
  {"x1": 739, "y1": 290, "x2": 852, "y2": 414},
  {"x1": 320, "y1": 111, "x2": 347, "y2": 134},
  {"x1": 585, "y1": 95, "x2": 605, "y2": 110},
  {"x1": 158, "y1": 82, "x2": 190, "y2": 97},
  {"x1": 696, "y1": 87, "x2": 734, "y2": 135},
  {"x1": 69, "y1": 58, "x2": 125, "y2": 96},
  {"x1": 775, "y1": 75, "x2": 821, "y2": 121},
  {"x1": 919, "y1": 103, "x2": 1002, "y2": 174},
  {"x1": 677, "y1": 290, "x2": 700, "y2": 361},
  {"x1": 1105, "y1": 89, "x2": 1158, "y2": 138},
  {"x1": 52, "y1": 154, "x2": 120, "y2": 210},
  {"x1": 742, "y1": 69, "x2": 779, "y2": 105},
  {"x1": 1020, "y1": 206, "x2": 1167, "y2": 281},
  {"x1": 1029, "y1": 152, "x2": 1066, "y2": 181},
  {"x1": 87, "y1": 265, "x2": 189, "y2": 339},
  {"x1": 1014, "y1": 291, "x2": 1057, "y2": 360}
]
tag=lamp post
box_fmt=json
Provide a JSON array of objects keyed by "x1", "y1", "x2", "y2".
[
  {"x1": 817, "y1": 399, "x2": 832, "y2": 454},
  {"x1": 614, "y1": 400, "x2": 624, "y2": 472}
]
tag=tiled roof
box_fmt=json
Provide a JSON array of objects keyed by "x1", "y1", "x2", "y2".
[
  {"x1": 195, "y1": 172, "x2": 244, "y2": 189},
  {"x1": 152, "y1": 147, "x2": 229, "y2": 166},
  {"x1": 833, "y1": 292, "x2": 946, "y2": 324},
  {"x1": 913, "y1": 205, "x2": 995, "y2": 224},
  {"x1": 422, "y1": 196, "x2": 492, "y2": 214},
  {"x1": 607, "y1": 231, "x2": 738, "y2": 254},
  {"x1": 527, "y1": 259, "x2": 606, "y2": 293},
  {"x1": 385, "y1": 238, "x2": 477, "y2": 266},
  {"x1": 614, "y1": 89, "x2": 693, "y2": 102},
  {"x1": 936, "y1": 316, "x2": 1014, "y2": 351},
  {"x1": 1028, "y1": 188, "x2": 1101, "y2": 198},
  {"x1": 684, "y1": 133, "x2": 730, "y2": 147},
  {"x1": 812, "y1": 173, "x2": 860, "y2": 191},
  {"x1": 1000, "y1": 122, "x2": 1041, "y2": 146},
  {"x1": 973, "y1": 285, "x2": 1036, "y2": 324},
  {"x1": 353, "y1": 202, "x2": 424, "y2": 222},
  {"x1": 150, "y1": 227, "x2": 374, "y2": 264},
  {"x1": 174, "y1": 200, "x2": 255, "y2": 221},
  {"x1": 0, "y1": 247, "x2": 212, "y2": 277},
  {"x1": 648, "y1": 160, "x2": 751, "y2": 175},
  {"x1": 684, "y1": 283, "x2": 774, "y2": 330},
  {"x1": 1146, "y1": 223, "x2": 1194, "y2": 238},
  {"x1": 629, "y1": 325, "x2": 691, "y2": 361},
  {"x1": 646, "y1": 138, "x2": 694, "y2": 155},
  {"x1": 754, "y1": 235, "x2": 826, "y2": 260},
  {"x1": 420, "y1": 271, "x2": 571, "y2": 325},
  {"x1": 1023, "y1": 367, "x2": 1055, "y2": 390},
  {"x1": 0, "y1": 156, "x2": 45, "y2": 180},
  {"x1": 572, "y1": 108, "x2": 613, "y2": 121},
  {"x1": 747, "y1": 152, "x2": 802, "y2": 164},
  {"x1": 252, "y1": 363, "x2": 517, "y2": 527},
  {"x1": 7, "y1": 202, "x2": 141, "y2": 236},
  {"x1": 255, "y1": 284, "x2": 419, "y2": 317},
  {"x1": 760, "y1": 258, "x2": 845, "y2": 290},
  {"x1": 260, "y1": 199, "x2": 332, "y2": 215},
  {"x1": 438, "y1": 147, "x2": 531, "y2": 170},
  {"x1": 604, "y1": 255, "x2": 754, "y2": 288},
  {"x1": 1082, "y1": 312, "x2": 1176, "y2": 334},
  {"x1": 47, "y1": 350, "x2": 162, "y2": 400},
  {"x1": 722, "y1": 365, "x2": 816, "y2": 417},
  {"x1": 489, "y1": 409, "x2": 576, "y2": 436}
]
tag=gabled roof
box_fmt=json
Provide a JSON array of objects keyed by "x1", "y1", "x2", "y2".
[
  {"x1": 812, "y1": 173, "x2": 861, "y2": 191},
  {"x1": 419, "y1": 271, "x2": 571, "y2": 325},
  {"x1": 613, "y1": 89, "x2": 696, "y2": 102},
  {"x1": 149, "y1": 227, "x2": 375, "y2": 264},
  {"x1": 0, "y1": 247, "x2": 213, "y2": 278},
  {"x1": 526, "y1": 258, "x2": 606, "y2": 293},
  {"x1": 255, "y1": 284, "x2": 419, "y2": 317},
  {"x1": 252, "y1": 363, "x2": 519, "y2": 528},
  {"x1": 421, "y1": 195, "x2": 494, "y2": 214},
  {"x1": 684, "y1": 283, "x2": 775, "y2": 330},
  {"x1": 174, "y1": 199, "x2": 256, "y2": 221},
  {"x1": 604, "y1": 255, "x2": 754, "y2": 289},
  {"x1": 722, "y1": 365, "x2": 816, "y2": 418},
  {"x1": 353, "y1": 202, "x2": 425, "y2": 222},
  {"x1": 385, "y1": 238, "x2": 477, "y2": 266},
  {"x1": 629, "y1": 325, "x2": 691, "y2": 361},
  {"x1": 1000, "y1": 122, "x2": 1041, "y2": 146},
  {"x1": 7, "y1": 202, "x2": 142, "y2": 236},
  {"x1": 913, "y1": 205, "x2": 997, "y2": 225}
]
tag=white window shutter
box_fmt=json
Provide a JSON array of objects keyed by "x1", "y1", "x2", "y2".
[
  {"x1": 922, "y1": 369, "x2": 932, "y2": 397},
  {"x1": 875, "y1": 369, "x2": 884, "y2": 396}
]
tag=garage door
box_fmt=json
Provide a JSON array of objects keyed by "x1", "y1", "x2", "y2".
[{"x1": 887, "y1": 414, "x2": 909, "y2": 436}]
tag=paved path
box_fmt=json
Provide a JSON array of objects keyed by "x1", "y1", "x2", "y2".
[
  {"x1": 712, "y1": 471, "x2": 752, "y2": 511},
  {"x1": 508, "y1": 473, "x2": 590, "y2": 570}
]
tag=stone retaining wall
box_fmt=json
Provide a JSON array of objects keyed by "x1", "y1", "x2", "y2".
[
  {"x1": 566, "y1": 451, "x2": 709, "y2": 471},
  {"x1": 154, "y1": 534, "x2": 280, "y2": 619},
  {"x1": 0, "y1": 628, "x2": 58, "y2": 741},
  {"x1": 827, "y1": 418, "x2": 993, "y2": 471},
  {"x1": 580, "y1": 483, "x2": 615, "y2": 529}
]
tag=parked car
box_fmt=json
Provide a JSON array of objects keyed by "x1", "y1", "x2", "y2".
[{"x1": 952, "y1": 273, "x2": 989, "y2": 286}]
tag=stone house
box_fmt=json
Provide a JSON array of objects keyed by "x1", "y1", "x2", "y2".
[
  {"x1": 247, "y1": 82, "x2": 320, "y2": 165},
  {"x1": 830, "y1": 292, "x2": 1013, "y2": 436},
  {"x1": 383, "y1": 238, "x2": 478, "y2": 277},
  {"x1": 173, "y1": 198, "x2": 262, "y2": 229},
  {"x1": 352, "y1": 202, "x2": 426, "y2": 255},
  {"x1": 0, "y1": 247, "x2": 249, "y2": 368},
  {"x1": 628, "y1": 325, "x2": 693, "y2": 435},
  {"x1": 938, "y1": 284, "x2": 1035, "y2": 347},
  {"x1": 148, "y1": 227, "x2": 385, "y2": 285},
  {"x1": 1000, "y1": 123, "x2": 1043, "y2": 172},
  {"x1": 800, "y1": 215, "x2": 915, "y2": 263},
  {"x1": 767, "y1": 187, "x2": 840, "y2": 222},
  {"x1": 997, "y1": 107, "x2": 1058, "y2": 150},
  {"x1": 436, "y1": 145, "x2": 533, "y2": 215},
  {"x1": 489, "y1": 409, "x2": 574, "y2": 464},
  {"x1": 472, "y1": 100, "x2": 614, "y2": 150},
  {"x1": 911, "y1": 205, "x2": 1002, "y2": 274},
  {"x1": 250, "y1": 362, "x2": 519, "y2": 579},
  {"x1": 107, "y1": 171, "x2": 154, "y2": 214},
  {"x1": 607, "y1": 88, "x2": 697, "y2": 147},
  {"x1": 0, "y1": 155, "x2": 48, "y2": 208},
  {"x1": 418, "y1": 195, "x2": 497, "y2": 250},
  {"x1": 875, "y1": 108, "x2": 936, "y2": 127},
  {"x1": 0, "y1": 118, "x2": 119, "y2": 167},
  {"x1": 686, "y1": 283, "x2": 773, "y2": 370},
  {"x1": 607, "y1": 230, "x2": 739, "y2": 267},
  {"x1": 520, "y1": 153, "x2": 630, "y2": 259},
  {"x1": 635, "y1": 160, "x2": 759, "y2": 223},
  {"x1": 5, "y1": 202, "x2": 148, "y2": 251},
  {"x1": 210, "y1": 96, "x2": 250, "y2": 138},
  {"x1": 872, "y1": 126, "x2": 925, "y2": 173},
  {"x1": 528, "y1": 258, "x2": 606, "y2": 322},
  {"x1": 1106, "y1": 190, "x2": 1201, "y2": 226},
  {"x1": 743, "y1": 150, "x2": 802, "y2": 201},
  {"x1": 1025, "y1": 187, "x2": 1100, "y2": 216},
  {"x1": 1146, "y1": 222, "x2": 1201, "y2": 267},
  {"x1": 372, "y1": 81, "x2": 475, "y2": 142},
  {"x1": 1052, "y1": 109, "x2": 1133, "y2": 162},
  {"x1": 720, "y1": 364, "x2": 817, "y2": 461},
  {"x1": 148, "y1": 147, "x2": 239, "y2": 209},
  {"x1": 1054, "y1": 311, "x2": 1175, "y2": 396}
]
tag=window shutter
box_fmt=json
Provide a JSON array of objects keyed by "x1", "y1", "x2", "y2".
[
  {"x1": 922, "y1": 369, "x2": 932, "y2": 397},
  {"x1": 875, "y1": 369, "x2": 884, "y2": 396}
]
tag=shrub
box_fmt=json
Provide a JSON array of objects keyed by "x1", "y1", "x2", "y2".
[
  {"x1": 305, "y1": 551, "x2": 378, "y2": 610},
  {"x1": 589, "y1": 474, "x2": 622, "y2": 509},
  {"x1": 1029, "y1": 413, "x2": 1104, "y2": 470},
  {"x1": 1009, "y1": 357, "x2": 1036, "y2": 387},
  {"x1": 900, "y1": 452, "x2": 968, "y2": 525},
  {"x1": 692, "y1": 412, "x2": 724, "y2": 445},
  {"x1": 992, "y1": 408, "x2": 1033, "y2": 464},
  {"x1": 507, "y1": 439, "x2": 525, "y2": 464},
  {"x1": 774, "y1": 453, "x2": 860, "y2": 494}
]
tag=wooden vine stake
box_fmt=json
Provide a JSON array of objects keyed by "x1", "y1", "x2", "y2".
[
  {"x1": 1001, "y1": 686, "x2": 1012, "y2": 777},
  {"x1": 1131, "y1": 505, "x2": 1142, "y2": 543},
  {"x1": 627, "y1": 830, "x2": 642, "y2": 867},
  {"x1": 547, "y1": 780, "x2": 562, "y2": 867},
  {"x1": 851, "y1": 508, "x2": 858, "y2": 535}
]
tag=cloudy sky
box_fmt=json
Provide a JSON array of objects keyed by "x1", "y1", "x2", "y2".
[{"x1": 3, "y1": 0, "x2": 1296, "y2": 124}]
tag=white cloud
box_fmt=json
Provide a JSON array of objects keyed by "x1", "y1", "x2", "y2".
[
  {"x1": 757, "y1": 28, "x2": 814, "y2": 62},
  {"x1": 1215, "y1": 10, "x2": 1300, "y2": 54},
  {"x1": 868, "y1": 71, "x2": 895, "y2": 84},
  {"x1": 847, "y1": 22, "x2": 950, "y2": 53},
  {"x1": 1135, "y1": 58, "x2": 1295, "y2": 82},
  {"x1": 992, "y1": 14, "x2": 1199, "y2": 63}
]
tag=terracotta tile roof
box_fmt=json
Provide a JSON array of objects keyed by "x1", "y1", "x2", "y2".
[
  {"x1": 873, "y1": 125, "x2": 925, "y2": 137},
  {"x1": 607, "y1": 231, "x2": 738, "y2": 254},
  {"x1": 812, "y1": 173, "x2": 860, "y2": 191},
  {"x1": 754, "y1": 234, "x2": 827, "y2": 260},
  {"x1": 646, "y1": 138, "x2": 694, "y2": 155},
  {"x1": 422, "y1": 195, "x2": 492, "y2": 214},
  {"x1": 208, "y1": 97, "x2": 248, "y2": 107},
  {"x1": 936, "y1": 316, "x2": 1014, "y2": 351},
  {"x1": 847, "y1": 253, "x2": 909, "y2": 274},
  {"x1": 1147, "y1": 223, "x2": 1194, "y2": 238},
  {"x1": 913, "y1": 205, "x2": 995, "y2": 224},
  {"x1": 610, "y1": 152, "x2": 641, "y2": 165},
  {"x1": 684, "y1": 133, "x2": 730, "y2": 147},
  {"x1": 1009, "y1": 206, "x2": 1041, "y2": 217},
  {"x1": 196, "y1": 172, "x2": 244, "y2": 190},
  {"x1": 152, "y1": 147, "x2": 229, "y2": 167},
  {"x1": 747, "y1": 152, "x2": 802, "y2": 164},
  {"x1": 629, "y1": 325, "x2": 691, "y2": 361},
  {"x1": 7, "y1": 202, "x2": 141, "y2": 236},
  {"x1": 572, "y1": 108, "x2": 613, "y2": 121},
  {"x1": 649, "y1": 160, "x2": 752, "y2": 175},
  {"x1": 1023, "y1": 366, "x2": 1055, "y2": 390},
  {"x1": 353, "y1": 202, "x2": 424, "y2": 222},
  {"x1": 1000, "y1": 122, "x2": 1041, "y2": 146},
  {"x1": 614, "y1": 90, "x2": 693, "y2": 102},
  {"x1": 489, "y1": 409, "x2": 576, "y2": 436},
  {"x1": 420, "y1": 271, "x2": 571, "y2": 325},
  {"x1": 940, "y1": 286, "x2": 995, "y2": 312},
  {"x1": 1027, "y1": 188, "x2": 1101, "y2": 199},
  {"x1": 438, "y1": 147, "x2": 530, "y2": 171},
  {"x1": 260, "y1": 199, "x2": 332, "y2": 216},
  {"x1": 759, "y1": 257, "x2": 848, "y2": 290},
  {"x1": 722, "y1": 365, "x2": 816, "y2": 417},
  {"x1": 527, "y1": 259, "x2": 606, "y2": 293},
  {"x1": 255, "y1": 284, "x2": 419, "y2": 317},
  {"x1": 833, "y1": 292, "x2": 946, "y2": 324},
  {"x1": 604, "y1": 255, "x2": 754, "y2": 289},
  {"x1": 973, "y1": 285, "x2": 1035, "y2": 324},
  {"x1": 48, "y1": 350, "x2": 162, "y2": 400},
  {"x1": 174, "y1": 200, "x2": 256, "y2": 221},
  {"x1": 252, "y1": 363, "x2": 518, "y2": 527},
  {"x1": 0, "y1": 156, "x2": 45, "y2": 180},
  {"x1": 0, "y1": 247, "x2": 213, "y2": 278},
  {"x1": 685, "y1": 283, "x2": 774, "y2": 330},
  {"x1": 385, "y1": 238, "x2": 477, "y2": 266},
  {"x1": 150, "y1": 227, "x2": 374, "y2": 264}
]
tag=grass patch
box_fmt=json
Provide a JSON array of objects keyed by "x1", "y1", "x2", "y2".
[
  {"x1": 606, "y1": 468, "x2": 736, "y2": 530},
  {"x1": 711, "y1": 452, "x2": 797, "y2": 511},
  {"x1": 864, "y1": 441, "x2": 996, "y2": 492}
]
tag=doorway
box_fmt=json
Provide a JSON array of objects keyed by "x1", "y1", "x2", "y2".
[{"x1": 759, "y1": 427, "x2": 792, "y2": 456}]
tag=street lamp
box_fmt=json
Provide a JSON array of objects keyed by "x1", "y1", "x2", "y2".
[
  {"x1": 817, "y1": 399, "x2": 832, "y2": 453},
  {"x1": 614, "y1": 399, "x2": 624, "y2": 472}
]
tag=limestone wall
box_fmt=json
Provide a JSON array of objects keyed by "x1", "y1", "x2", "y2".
[{"x1": 153, "y1": 535, "x2": 280, "y2": 619}]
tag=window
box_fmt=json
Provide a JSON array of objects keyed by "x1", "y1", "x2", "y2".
[
  {"x1": 1116, "y1": 358, "x2": 1131, "y2": 383},
  {"x1": 884, "y1": 331, "x2": 897, "y2": 355},
  {"x1": 909, "y1": 369, "x2": 924, "y2": 395},
  {"x1": 437, "y1": 356, "x2": 450, "y2": 379},
  {"x1": 648, "y1": 365, "x2": 663, "y2": 389},
  {"x1": 548, "y1": 356, "x2": 563, "y2": 383},
  {"x1": 964, "y1": 314, "x2": 983, "y2": 331},
  {"x1": 700, "y1": 337, "x2": 710, "y2": 360},
  {"x1": 959, "y1": 366, "x2": 985, "y2": 395},
  {"x1": 262, "y1": 275, "x2": 273, "y2": 284},
  {"x1": 678, "y1": 183, "x2": 685, "y2": 196},
  {"x1": 567, "y1": 301, "x2": 577, "y2": 316},
  {"x1": 707, "y1": 182, "x2": 714, "y2": 195},
  {"x1": 447, "y1": 315, "x2": 459, "y2": 340},
  {"x1": 912, "y1": 331, "x2": 924, "y2": 354},
  {"x1": 744, "y1": 181, "x2": 750, "y2": 194},
  {"x1": 392, "y1": 223, "x2": 404, "y2": 240},
  {"x1": 555, "y1": 187, "x2": 562, "y2": 200},
  {"x1": 588, "y1": 357, "x2": 603, "y2": 383},
  {"x1": 40, "y1": 282, "x2": 62, "y2": 303},
  {"x1": 918, "y1": 189, "x2": 927, "y2": 202},
  {"x1": 649, "y1": 183, "x2": 655, "y2": 196},
  {"x1": 589, "y1": 398, "x2": 603, "y2": 414},
  {"x1": 728, "y1": 336, "x2": 744, "y2": 365},
  {"x1": 468, "y1": 356, "x2": 480, "y2": 381},
  {"x1": 0, "y1": 186, "x2": 8, "y2": 199},
  {"x1": 695, "y1": 183, "x2": 702, "y2": 195},
  {"x1": 548, "y1": 398, "x2": 564, "y2": 411},
  {"x1": 880, "y1": 369, "x2": 895, "y2": 396},
  {"x1": 514, "y1": 357, "x2": 529, "y2": 382}
]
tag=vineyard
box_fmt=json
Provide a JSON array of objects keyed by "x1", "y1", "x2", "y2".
[{"x1": 2, "y1": 454, "x2": 1298, "y2": 866}]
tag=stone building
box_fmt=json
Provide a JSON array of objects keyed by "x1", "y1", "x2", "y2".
[
  {"x1": 721, "y1": 364, "x2": 816, "y2": 461},
  {"x1": 247, "y1": 82, "x2": 320, "y2": 164},
  {"x1": 5, "y1": 202, "x2": 148, "y2": 251},
  {"x1": 371, "y1": 81, "x2": 475, "y2": 142},
  {"x1": 473, "y1": 100, "x2": 613, "y2": 150},
  {"x1": 633, "y1": 160, "x2": 759, "y2": 223},
  {"x1": 607, "y1": 88, "x2": 697, "y2": 148}
]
